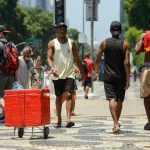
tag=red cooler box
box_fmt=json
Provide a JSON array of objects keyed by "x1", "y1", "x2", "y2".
[{"x1": 4, "y1": 89, "x2": 50, "y2": 127}]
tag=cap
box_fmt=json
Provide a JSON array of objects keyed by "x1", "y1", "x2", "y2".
[
  {"x1": 57, "y1": 22, "x2": 67, "y2": 28},
  {"x1": 0, "y1": 25, "x2": 10, "y2": 33},
  {"x1": 147, "y1": 15, "x2": 150, "y2": 24},
  {"x1": 110, "y1": 21, "x2": 122, "y2": 35}
]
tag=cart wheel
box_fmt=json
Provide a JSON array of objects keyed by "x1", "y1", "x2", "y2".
[
  {"x1": 18, "y1": 127, "x2": 24, "y2": 138},
  {"x1": 44, "y1": 126, "x2": 49, "y2": 138}
]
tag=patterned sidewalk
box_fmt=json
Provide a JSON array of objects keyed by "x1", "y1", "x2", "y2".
[{"x1": 0, "y1": 116, "x2": 150, "y2": 150}]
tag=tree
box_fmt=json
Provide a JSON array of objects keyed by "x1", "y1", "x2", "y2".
[
  {"x1": 0, "y1": 0, "x2": 27, "y2": 43},
  {"x1": 23, "y1": 6, "x2": 55, "y2": 63},
  {"x1": 124, "y1": 0, "x2": 150, "y2": 30}
]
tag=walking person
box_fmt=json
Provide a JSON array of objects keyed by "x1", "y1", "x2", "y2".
[
  {"x1": 83, "y1": 54, "x2": 94, "y2": 99},
  {"x1": 135, "y1": 15, "x2": 150, "y2": 130},
  {"x1": 94, "y1": 21, "x2": 130, "y2": 133},
  {"x1": 0, "y1": 25, "x2": 17, "y2": 123},
  {"x1": 47, "y1": 22, "x2": 85, "y2": 128},
  {"x1": 16, "y1": 46, "x2": 40, "y2": 89}
]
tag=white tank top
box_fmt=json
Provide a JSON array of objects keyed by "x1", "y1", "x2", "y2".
[{"x1": 52, "y1": 38, "x2": 75, "y2": 80}]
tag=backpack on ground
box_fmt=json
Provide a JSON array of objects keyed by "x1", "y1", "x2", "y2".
[
  {"x1": 143, "y1": 31, "x2": 150, "y2": 52},
  {"x1": 0, "y1": 41, "x2": 19, "y2": 74}
]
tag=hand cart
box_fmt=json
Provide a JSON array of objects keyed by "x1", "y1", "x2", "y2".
[{"x1": 4, "y1": 89, "x2": 50, "y2": 139}]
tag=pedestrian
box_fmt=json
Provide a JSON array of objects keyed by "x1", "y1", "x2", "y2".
[
  {"x1": 94, "y1": 21, "x2": 130, "y2": 133},
  {"x1": 47, "y1": 22, "x2": 85, "y2": 128},
  {"x1": 0, "y1": 25, "x2": 17, "y2": 123},
  {"x1": 133, "y1": 69, "x2": 137, "y2": 82},
  {"x1": 54, "y1": 65, "x2": 79, "y2": 116},
  {"x1": 16, "y1": 46, "x2": 40, "y2": 89},
  {"x1": 135, "y1": 15, "x2": 150, "y2": 130},
  {"x1": 31, "y1": 56, "x2": 45, "y2": 89},
  {"x1": 83, "y1": 54, "x2": 94, "y2": 99}
]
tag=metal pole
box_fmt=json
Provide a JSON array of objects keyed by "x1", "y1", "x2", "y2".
[
  {"x1": 82, "y1": 0, "x2": 85, "y2": 60},
  {"x1": 91, "y1": 0, "x2": 94, "y2": 93}
]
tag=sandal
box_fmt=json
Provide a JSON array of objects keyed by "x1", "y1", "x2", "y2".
[
  {"x1": 144, "y1": 123, "x2": 150, "y2": 130},
  {"x1": 54, "y1": 118, "x2": 62, "y2": 128},
  {"x1": 66, "y1": 122, "x2": 75, "y2": 128},
  {"x1": 71, "y1": 112, "x2": 76, "y2": 116}
]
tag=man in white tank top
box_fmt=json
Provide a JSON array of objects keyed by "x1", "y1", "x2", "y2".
[{"x1": 47, "y1": 22, "x2": 85, "y2": 128}]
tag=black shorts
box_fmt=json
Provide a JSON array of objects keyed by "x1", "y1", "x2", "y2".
[
  {"x1": 53, "y1": 78, "x2": 75, "y2": 96},
  {"x1": 104, "y1": 80, "x2": 126, "y2": 102},
  {"x1": 83, "y1": 77, "x2": 92, "y2": 87}
]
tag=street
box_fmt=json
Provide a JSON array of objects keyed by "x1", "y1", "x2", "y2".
[{"x1": 0, "y1": 78, "x2": 149, "y2": 150}]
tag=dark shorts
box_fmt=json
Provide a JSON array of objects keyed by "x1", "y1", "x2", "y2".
[
  {"x1": 83, "y1": 77, "x2": 92, "y2": 87},
  {"x1": 53, "y1": 78, "x2": 75, "y2": 96},
  {"x1": 0, "y1": 74, "x2": 14, "y2": 98},
  {"x1": 104, "y1": 80, "x2": 126, "y2": 102}
]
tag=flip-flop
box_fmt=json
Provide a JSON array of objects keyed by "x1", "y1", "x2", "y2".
[
  {"x1": 54, "y1": 122, "x2": 62, "y2": 128},
  {"x1": 66, "y1": 122, "x2": 75, "y2": 128},
  {"x1": 71, "y1": 113, "x2": 76, "y2": 116},
  {"x1": 144, "y1": 123, "x2": 150, "y2": 130}
]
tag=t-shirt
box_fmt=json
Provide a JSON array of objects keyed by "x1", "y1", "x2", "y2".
[{"x1": 17, "y1": 56, "x2": 35, "y2": 89}]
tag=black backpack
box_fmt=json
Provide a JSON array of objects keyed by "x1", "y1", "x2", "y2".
[{"x1": 82, "y1": 60, "x2": 88, "y2": 75}]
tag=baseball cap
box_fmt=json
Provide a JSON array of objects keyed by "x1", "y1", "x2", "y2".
[
  {"x1": 110, "y1": 21, "x2": 122, "y2": 35},
  {"x1": 0, "y1": 25, "x2": 10, "y2": 33},
  {"x1": 57, "y1": 22, "x2": 67, "y2": 28}
]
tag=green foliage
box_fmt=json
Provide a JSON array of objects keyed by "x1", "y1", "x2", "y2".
[
  {"x1": 124, "y1": 0, "x2": 150, "y2": 68},
  {"x1": 124, "y1": 0, "x2": 150, "y2": 30},
  {"x1": 124, "y1": 27, "x2": 143, "y2": 50},
  {"x1": 0, "y1": 0, "x2": 27, "y2": 43}
]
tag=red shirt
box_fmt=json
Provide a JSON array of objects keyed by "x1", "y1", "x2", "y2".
[{"x1": 84, "y1": 58, "x2": 93, "y2": 77}]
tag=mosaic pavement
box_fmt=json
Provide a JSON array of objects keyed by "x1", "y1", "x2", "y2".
[{"x1": 0, "y1": 116, "x2": 150, "y2": 150}]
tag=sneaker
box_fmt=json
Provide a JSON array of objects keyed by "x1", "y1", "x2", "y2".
[
  {"x1": 84, "y1": 95, "x2": 88, "y2": 99},
  {"x1": 144, "y1": 123, "x2": 150, "y2": 130}
]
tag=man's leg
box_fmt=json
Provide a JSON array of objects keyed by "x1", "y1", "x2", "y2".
[
  {"x1": 66, "y1": 92, "x2": 72, "y2": 123},
  {"x1": 115, "y1": 100, "x2": 122, "y2": 121},
  {"x1": 71, "y1": 91, "x2": 76, "y2": 116},
  {"x1": 55, "y1": 95, "x2": 62, "y2": 124},
  {"x1": 109, "y1": 99, "x2": 120, "y2": 133},
  {"x1": 144, "y1": 96, "x2": 150, "y2": 127}
]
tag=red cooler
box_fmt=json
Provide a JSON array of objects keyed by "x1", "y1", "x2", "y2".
[{"x1": 4, "y1": 89, "x2": 50, "y2": 127}]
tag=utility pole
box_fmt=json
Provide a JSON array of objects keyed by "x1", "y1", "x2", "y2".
[{"x1": 91, "y1": 0, "x2": 94, "y2": 93}]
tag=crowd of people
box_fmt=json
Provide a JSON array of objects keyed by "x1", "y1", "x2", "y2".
[{"x1": 0, "y1": 14, "x2": 150, "y2": 133}]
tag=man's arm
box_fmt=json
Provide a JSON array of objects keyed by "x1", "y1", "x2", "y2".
[
  {"x1": 135, "y1": 33, "x2": 145, "y2": 55},
  {"x1": 94, "y1": 40, "x2": 106, "y2": 74},
  {"x1": 47, "y1": 40, "x2": 54, "y2": 69},
  {"x1": 71, "y1": 40, "x2": 85, "y2": 79},
  {"x1": 47, "y1": 40, "x2": 59, "y2": 77},
  {"x1": 124, "y1": 40, "x2": 130, "y2": 89}
]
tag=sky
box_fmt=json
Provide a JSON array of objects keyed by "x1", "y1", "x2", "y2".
[{"x1": 66, "y1": 0, "x2": 120, "y2": 45}]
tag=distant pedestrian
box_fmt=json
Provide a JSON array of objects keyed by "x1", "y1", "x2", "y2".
[
  {"x1": 47, "y1": 22, "x2": 85, "y2": 128},
  {"x1": 94, "y1": 21, "x2": 130, "y2": 133},
  {"x1": 0, "y1": 25, "x2": 17, "y2": 123},
  {"x1": 16, "y1": 46, "x2": 40, "y2": 89},
  {"x1": 135, "y1": 15, "x2": 150, "y2": 130},
  {"x1": 83, "y1": 54, "x2": 94, "y2": 99},
  {"x1": 133, "y1": 69, "x2": 137, "y2": 82}
]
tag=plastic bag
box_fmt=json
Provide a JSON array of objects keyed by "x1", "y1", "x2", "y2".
[{"x1": 11, "y1": 81, "x2": 23, "y2": 89}]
